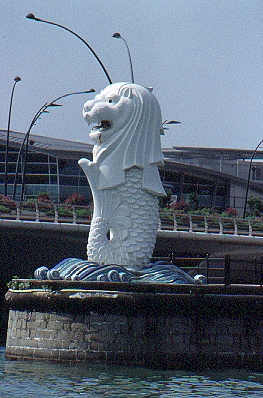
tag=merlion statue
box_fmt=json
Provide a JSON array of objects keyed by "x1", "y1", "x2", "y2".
[
  {"x1": 33, "y1": 83, "x2": 205, "y2": 284},
  {"x1": 78, "y1": 82, "x2": 166, "y2": 271}
]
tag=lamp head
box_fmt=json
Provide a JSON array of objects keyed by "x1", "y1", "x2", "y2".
[
  {"x1": 163, "y1": 120, "x2": 181, "y2": 125},
  {"x1": 26, "y1": 13, "x2": 41, "y2": 21},
  {"x1": 47, "y1": 103, "x2": 63, "y2": 108},
  {"x1": 162, "y1": 120, "x2": 181, "y2": 131},
  {"x1": 14, "y1": 76, "x2": 21, "y2": 83},
  {"x1": 112, "y1": 32, "x2": 122, "y2": 39}
]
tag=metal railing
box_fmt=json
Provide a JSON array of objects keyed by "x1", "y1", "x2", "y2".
[
  {"x1": 158, "y1": 212, "x2": 263, "y2": 237},
  {"x1": 1, "y1": 204, "x2": 263, "y2": 237},
  {"x1": 154, "y1": 254, "x2": 263, "y2": 286},
  {"x1": 0, "y1": 202, "x2": 91, "y2": 225}
]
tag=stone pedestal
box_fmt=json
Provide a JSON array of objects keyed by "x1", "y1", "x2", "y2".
[{"x1": 5, "y1": 281, "x2": 263, "y2": 369}]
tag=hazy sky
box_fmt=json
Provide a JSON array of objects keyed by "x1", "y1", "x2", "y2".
[{"x1": 1, "y1": 1, "x2": 263, "y2": 149}]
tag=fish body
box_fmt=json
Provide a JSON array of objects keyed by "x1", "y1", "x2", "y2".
[{"x1": 80, "y1": 164, "x2": 159, "y2": 271}]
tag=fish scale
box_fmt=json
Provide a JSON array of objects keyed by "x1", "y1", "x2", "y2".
[{"x1": 87, "y1": 167, "x2": 159, "y2": 271}]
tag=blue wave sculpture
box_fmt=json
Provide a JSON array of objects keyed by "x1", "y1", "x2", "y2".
[{"x1": 34, "y1": 259, "x2": 206, "y2": 284}]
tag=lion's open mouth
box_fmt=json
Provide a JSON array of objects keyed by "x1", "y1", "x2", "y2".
[{"x1": 93, "y1": 120, "x2": 111, "y2": 131}]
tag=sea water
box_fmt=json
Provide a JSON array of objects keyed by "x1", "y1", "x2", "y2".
[{"x1": 1, "y1": 348, "x2": 263, "y2": 397}]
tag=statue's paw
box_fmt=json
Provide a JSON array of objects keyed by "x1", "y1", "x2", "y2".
[
  {"x1": 78, "y1": 158, "x2": 91, "y2": 166},
  {"x1": 78, "y1": 159, "x2": 99, "y2": 188}
]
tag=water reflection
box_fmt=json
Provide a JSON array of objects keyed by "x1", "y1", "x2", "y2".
[{"x1": 1, "y1": 348, "x2": 263, "y2": 397}]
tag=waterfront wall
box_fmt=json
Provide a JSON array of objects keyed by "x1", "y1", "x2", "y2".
[{"x1": 5, "y1": 283, "x2": 263, "y2": 370}]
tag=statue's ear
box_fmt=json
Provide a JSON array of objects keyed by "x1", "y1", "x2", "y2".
[{"x1": 122, "y1": 87, "x2": 133, "y2": 99}]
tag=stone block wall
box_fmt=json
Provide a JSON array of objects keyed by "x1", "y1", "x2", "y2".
[{"x1": 5, "y1": 305, "x2": 263, "y2": 369}]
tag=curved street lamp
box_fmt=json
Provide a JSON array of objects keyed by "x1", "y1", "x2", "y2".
[
  {"x1": 13, "y1": 88, "x2": 95, "y2": 201},
  {"x1": 112, "y1": 33, "x2": 134, "y2": 83},
  {"x1": 26, "y1": 13, "x2": 112, "y2": 85},
  {"x1": 4, "y1": 76, "x2": 21, "y2": 196},
  {"x1": 243, "y1": 139, "x2": 263, "y2": 218}
]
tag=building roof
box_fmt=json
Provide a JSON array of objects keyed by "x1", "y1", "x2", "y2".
[
  {"x1": 0, "y1": 129, "x2": 93, "y2": 159},
  {"x1": 162, "y1": 146, "x2": 263, "y2": 161},
  {"x1": 2, "y1": 129, "x2": 263, "y2": 193},
  {"x1": 3, "y1": 130, "x2": 263, "y2": 161}
]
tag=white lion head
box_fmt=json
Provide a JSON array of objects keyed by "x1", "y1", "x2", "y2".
[
  {"x1": 83, "y1": 83, "x2": 135, "y2": 144},
  {"x1": 83, "y1": 82, "x2": 166, "y2": 196}
]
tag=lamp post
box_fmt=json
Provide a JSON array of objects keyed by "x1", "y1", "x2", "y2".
[
  {"x1": 243, "y1": 139, "x2": 263, "y2": 218},
  {"x1": 26, "y1": 13, "x2": 112, "y2": 85},
  {"x1": 13, "y1": 88, "x2": 95, "y2": 201},
  {"x1": 4, "y1": 76, "x2": 21, "y2": 196},
  {"x1": 112, "y1": 33, "x2": 134, "y2": 83}
]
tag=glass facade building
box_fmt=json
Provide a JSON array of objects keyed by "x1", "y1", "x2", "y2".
[
  {"x1": 0, "y1": 130, "x2": 93, "y2": 202},
  {"x1": 159, "y1": 162, "x2": 230, "y2": 210},
  {"x1": 2, "y1": 130, "x2": 263, "y2": 214}
]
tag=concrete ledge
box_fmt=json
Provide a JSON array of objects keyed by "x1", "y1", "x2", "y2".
[
  {"x1": 5, "y1": 281, "x2": 263, "y2": 315},
  {"x1": 0, "y1": 219, "x2": 90, "y2": 233}
]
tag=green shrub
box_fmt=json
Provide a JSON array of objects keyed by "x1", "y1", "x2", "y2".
[
  {"x1": 188, "y1": 192, "x2": 199, "y2": 210},
  {"x1": 0, "y1": 205, "x2": 12, "y2": 213},
  {"x1": 76, "y1": 208, "x2": 91, "y2": 218},
  {"x1": 21, "y1": 199, "x2": 37, "y2": 209},
  {"x1": 247, "y1": 196, "x2": 263, "y2": 218},
  {"x1": 57, "y1": 207, "x2": 73, "y2": 217},
  {"x1": 44, "y1": 208, "x2": 55, "y2": 216}
]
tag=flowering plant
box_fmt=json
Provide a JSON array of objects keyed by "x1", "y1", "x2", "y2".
[
  {"x1": 37, "y1": 192, "x2": 52, "y2": 203},
  {"x1": 0, "y1": 194, "x2": 16, "y2": 209},
  {"x1": 64, "y1": 193, "x2": 86, "y2": 206},
  {"x1": 224, "y1": 208, "x2": 238, "y2": 217}
]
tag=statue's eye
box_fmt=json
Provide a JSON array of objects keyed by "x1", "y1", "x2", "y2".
[{"x1": 107, "y1": 96, "x2": 119, "y2": 104}]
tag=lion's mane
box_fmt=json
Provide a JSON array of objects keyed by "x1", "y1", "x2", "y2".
[{"x1": 92, "y1": 83, "x2": 166, "y2": 196}]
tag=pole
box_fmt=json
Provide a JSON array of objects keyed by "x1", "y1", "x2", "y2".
[
  {"x1": 4, "y1": 77, "x2": 21, "y2": 196},
  {"x1": 113, "y1": 33, "x2": 134, "y2": 83},
  {"x1": 13, "y1": 89, "x2": 95, "y2": 201},
  {"x1": 26, "y1": 14, "x2": 112, "y2": 85},
  {"x1": 243, "y1": 139, "x2": 263, "y2": 218}
]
